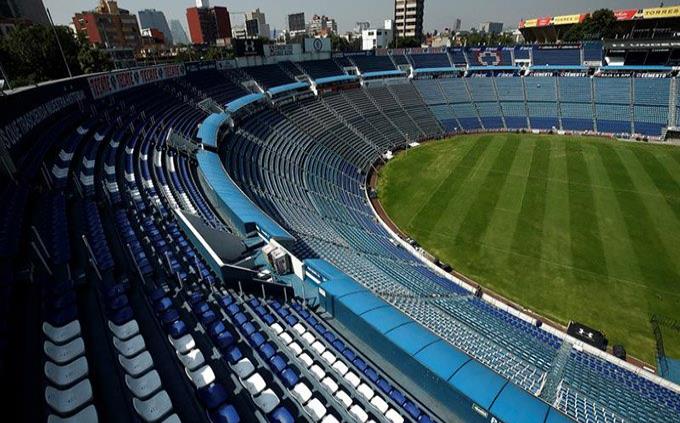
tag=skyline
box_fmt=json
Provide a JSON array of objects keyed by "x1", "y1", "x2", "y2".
[{"x1": 44, "y1": 0, "x2": 667, "y2": 34}]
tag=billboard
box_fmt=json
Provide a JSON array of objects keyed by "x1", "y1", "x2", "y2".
[
  {"x1": 304, "y1": 37, "x2": 331, "y2": 53},
  {"x1": 88, "y1": 64, "x2": 185, "y2": 99},
  {"x1": 553, "y1": 14, "x2": 586, "y2": 25},
  {"x1": 614, "y1": 9, "x2": 639, "y2": 20},
  {"x1": 264, "y1": 43, "x2": 302, "y2": 57},
  {"x1": 233, "y1": 39, "x2": 264, "y2": 57},
  {"x1": 642, "y1": 5, "x2": 680, "y2": 19}
]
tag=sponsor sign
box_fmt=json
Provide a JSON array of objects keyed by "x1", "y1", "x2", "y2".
[
  {"x1": 304, "y1": 37, "x2": 331, "y2": 53},
  {"x1": 536, "y1": 16, "x2": 553, "y2": 27},
  {"x1": 521, "y1": 18, "x2": 538, "y2": 28},
  {"x1": 233, "y1": 39, "x2": 264, "y2": 57},
  {"x1": 615, "y1": 9, "x2": 640, "y2": 21},
  {"x1": 643, "y1": 5, "x2": 680, "y2": 19},
  {"x1": 553, "y1": 14, "x2": 586, "y2": 25},
  {"x1": 185, "y1": 61, "x2": 217, "y2": 73},
  {"x1": 88, "y1": 64, "x2": 185, "y2": 99}
]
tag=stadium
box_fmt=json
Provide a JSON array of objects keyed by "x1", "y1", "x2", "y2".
[{"x1": 2, "y1": 4, "x2": 680, "y2": 423}]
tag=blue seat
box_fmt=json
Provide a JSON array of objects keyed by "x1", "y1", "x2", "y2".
[
  {"x1": 215, "y1": 331, "x2": 235, "y2": 349},
  {"x1": 110, "y1": 306, "x2": 134, "y2": 325},
  {"x1": 195, "y1": 302, "x2": 210, "y2": 315},
  {"x1": 377, "y1": 378, "x2": 392, "y2": 394},
  {"x1": 390, "y1": 389, "x2": 406, "y2": 405},
  {"x1": 209, "y1": 321, "x2": 227, "y2": 338},
  {"x1": 198, "y1": 383, "x2": 229, "y2": 410},
  {"x1": 342, "y1": 349, "x2": 356, "y2": 362},
  {"x1": 155, "y1": 297, "x2": 173, "y2": 312},
  {"x1": 227, "y1": 303, "x2": 240, "y2": 316},
  {"x1": 233, "y1": 312, "x2": 248, "y2": 326},
  {"x1": 224, "y1": 346, "x2": 243, "y2": 364},
  {"x1": 332, "y1": 340, "x2": 345, "y2": 352},
  {"x1": 269, "y1": 355, "x2": 286, "y2": 373},
  {"x1": 219, "y1": 295, "x2": 234, "y2": 308},
  {"x1": 284, "y1": 315, "x2": 298, "y2": 326},
  {"x1": 364, "y1": 367, "x2": 379, "y2": 383},
  {"x1": 168, "y1": 320, "x2": 189, "y2": 339},
  {"x1": 418, "y1": 415, "x2": 433, "y2": 423},
  {"x1": 201, "y1": 310, "x2": 218, "y2": 326},
  {"x1": 250, "y1": 332, "x2": 265, "y2": 347},
  {"x1": 262, "y1": 314, "x2": 275, "y2": 326},
  {"x1": 268, "y1": 405, "x2": 294, "y2": 423},
  {"x1": 160, "y1": 308, "x2": 179, "y2": 325},
  {"x1": 188, "y1": 292, "x2": 203, "y2": 305},
  {"x1": 404, "y1": 401, "x2": 421, "y2": 419},
  {"x1": 280, "y1": 368, "x2": 299, "y2": 388},
  {"x1": 353, "y1": 358, "x2": 367, "y2": 372},
  {"x1": 209, "y1": 403, "x2": 240, "y2": 423},
  {"x1": 242, "y1": 322, "x2": 256, "y2": 336},
  {"x1": 148, "y1": 287, "x2": 165, "y2": 303},
  {"x1": 259, "y1": 343, "x2": 276, "y2": 359}
]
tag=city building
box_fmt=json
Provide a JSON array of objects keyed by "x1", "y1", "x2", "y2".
[
  {"x1": 309, "y1": 14, "x2": 337, "y2": 37},
  {"x1": 72, "y1": 0, "x2": 141, "y2": 50},
  {"x1": 362, "y1": 26, "x2": 393, "y2": 50},
  {"x1": 394, "y1": 0, "x2": 424, "y2": 39},
  {"x1": 169, "y1": 19, "x2": 189, "y2": 45},
  {"x1": 0, "y1": 0, "x2": 48, "y2": 26},
  {"x1": 479, "y1": 21, "x2": 503, "y2": 34},
  {"x1": 231, "y1": 25, "x2": 246, "y2": 39},
  {"x1": 355, "y1": 21, "x2": 370, "y2": 35},
  {"x1": 138, "y1": 9, "x2": 173, "y2": 46},
  {"x1": 195, "y1": 0, "x2": 209, "y2": 8},
  {"x1": 186, "y1": 3, "x2": 232, "y2": 45},
  {"x1": 245, "y1": 18, "x2": 259, "y2": 38},
  {"x1": 288, "y1": 12, "x2": 305, "y2": 35},
  {"x1": 244, "y1": 8, "x2": 270, "y2": 39},
  {"x1": 454, "y1": 18, "x2": 462, "y2": 32}
]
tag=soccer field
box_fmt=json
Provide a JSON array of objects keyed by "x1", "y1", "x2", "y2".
[{"x1": 377, "y1": 133, "x2": 680, "y2": 364}]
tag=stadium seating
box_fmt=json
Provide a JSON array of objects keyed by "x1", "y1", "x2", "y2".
[
  {"x1": 3, "y1": 57, "x2": 680, "y2": 423},
  {"x1": 408, "y1": 53, "x2": 451, "y2": 69},
  {"x1": 532, "y1": 46, "x2": 582, "y2": 66}
]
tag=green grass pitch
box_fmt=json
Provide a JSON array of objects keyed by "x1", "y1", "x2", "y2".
[{"x1": 377, "y1": 133, "x2": 680, "y2": 364}]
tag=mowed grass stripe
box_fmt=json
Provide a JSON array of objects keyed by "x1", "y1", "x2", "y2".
[
  {"x1": 628, "y1": 145, "x2": 680, "y2": 225},
  {"x1": 407, "y1": 136, "x2": 493, "y2": 233},
  {"x1": 453, "y1": 134, "x2": 522, "y2": 256},
  {"x1": 565, "y1": 140, "x2": 608, "y2": 278},
  {"x1": 509, "y1": 137, "x2": 551, "y2": 261},
  {"x1": 541, "y1": 138, "x2": 572, "y2": 269},
  {"x1": 594, "y1": 143, "x2": 679, "y2": 287},
  {"x1": 581, "y1": 142, "x2": 643, "y2": 284}
]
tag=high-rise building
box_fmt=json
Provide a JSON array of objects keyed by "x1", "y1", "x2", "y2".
[
  {"x1": 138, "y1": 9, "x2": 173, "y2": 45},
  {"x1": 186, "y1": 4, "x2": 231, "y2": 45},
  {"x1": 394, "y1": 0, "x2": 424, "y2": 39},
  {"x1": 287, "y1": 12, "x2": 305, "y2": 34},
  {"x1": 196, "y1": 0, "x2": 209, "y2": 8},
  {"x1": 72, "y1": 1, "x2": 141, "y2": 50},
  {"x1": 479, "y1": 21, "x2": 503, "y2": 34},
  {"x1": 244, "y1": 8, "x2": 270, "y2": 39},
  {"x1": 0, "y1": 0, "x2": 49, "y2": 26},
  {"x1": 309, "y1": 14, "x2": 337, "y2": 37},
  {"x1": 355, "y1": 21, "x2": 370, "y2": 34},
  {"x1": 169, "y1": 19, "x2": 189, "y2": 45},
  {"x1": 454, "y1": 18, "x2": 462, "y2": 32}
]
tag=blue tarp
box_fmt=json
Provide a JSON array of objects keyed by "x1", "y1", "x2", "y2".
[
  {"x1": 268, "y1": 81, "x2": 310, "y2": 96},
  {"x1": 305, "y1": 258, "x2": 355, "y2": 283},
  {"x1": 414, "y1": 341, "x2": 471, "y2": 381},
  {"x1": 196, "y1": 150, "x2": 295, "y2": 242},
  {"x1": 314, "y1": 74, "x2": 358, "y2": 85},
  {"x1": 491, "y1": 383, "x2": 549, "y2": 423},
  {"x1": 530, "y1": 65, "x2": 587, "y2": 71},
  {"x1": 362, "y1": 70, "x2": 407, "y2": 78},
  {"x1": 600, "y1": 65, "x2": 672, "y2": 71},
  {"x1": 467, "y1": 65, "x2": 518, "y2": 71},
  {"x1": 197, "y1": 113, "x2": 228, "y2": 148},
  {"x1": 226, "y1": 93, "x2": 265, "y2": 113},
  {"x1": 450, "y1": 361, "x2": 507, "y2": 409}
]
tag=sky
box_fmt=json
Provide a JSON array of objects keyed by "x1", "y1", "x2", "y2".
[{"x1": 44, "y1": 0, "x2": 667, "y2": 34}]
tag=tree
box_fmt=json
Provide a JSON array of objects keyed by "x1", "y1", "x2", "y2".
[
  {"x1": 563, "y1": 9, "x2": 616, "y2": 41},
  {"x1": 0, "y1": 24, "x2": 81, "y2": 86},
  {"x1": 329, "y1": 33, "x2": 361, "y2": 52},
  {"x1": 76, "y1": 33, "x2": 112, "y2": 74},
  {"x1": 389, "y1": 37, "x2": 422, "y2": 48}
]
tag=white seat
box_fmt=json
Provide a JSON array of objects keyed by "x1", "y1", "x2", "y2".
[
  {"x1": 169, "y1": 334, "x2": 195, "y2": 355},
  {"x1": 133, "y1": 390, "x2": 173, "y2": 422},
  {"x1": 278, "y1": 332, "x2": 293, "y2": 345},
  {"x1": 45, "y1": 356, "x2": 89, "y2": 387},
  {"x1": 113, "y1": 334, "x2": 146, "y2": 358},
  {"x1": 301, "y1": 332, "x2": 315, "y2": 344},
  {"x1": 232, "y1": 358, "x2": 255, "y2": 379},
  {"x1": 292, "y1": 383, "x2": 312, "y2": 404},
  {"x1": 304, "y1": 397, "x2": 327, "y2": 420},
  {"x1": 321, "y1": 415, "x2": 340, "y2": 423},
  {"x1": 47, "y1": 404, "x2": 98, "y2": 423},
  {"x1": 321, "y1": 351, "x2": 337, "y2": 365},
  {"x1": 254, "y1": 388, "x2": 280, "y2": 413},
  {"x1": 243, "y1": 373, "x2": 266, "y2": 396},
  {"x1": 350, "y1": 404, "x2": 369, "y2": 422},
  {"x1": 270, "y1": 323, "x2": 284, "y2": 335},
  {"x1": 288, "y1": 341, "x2": 302, "y2": 356},
  {"x1": 45, "y1": 379, "x2": 93, "y2": 415},
  {"x1": 311, "y1": 341, "x2": 326, "y2": 355},
  {"x1": 109, "y1": 319, "x2": 139, "y2": 340},
  {"x1": 335, "y1": 389, "x2": 353, "y2": 408},
  {"x1": 343, "y1": 371, "x2": 360, "y2": 388},
  {"x1": 44, "y1": 338, "x2": 85, "y2": 365},
  {"x1": 357, "y1": 383, "x2": 375, "y2": 401},
  {"x1": 293, "y1": 323, "x2": 307, "y2": 336},
  {"x1": 186, "y1": 365, "x2": 215, "y2": 389},
  {"x1": 161, "y1": 414, "x2": 181, "y2": 423},
  {"x1": 370, "y1": 395, "x2": 389, "y2": 414},
  {"x1": 177, "y1": 349, "x2": 205, "y2": 371},
  {"x1": 332, "y1": 361, "x2": 349, "y2": 376},
  {"x1": 43, "y1": 321, "x2": 81, "y2": 344},
  {"x1": 385, "y1": 409, "x2": 405, "y2": 423},
  {"x1": 321, "y1": 377, "x2": 339, "y2": 394},
  {"x1": 298, "y1": 353, "x2": 313, "y2": 368},
  {"x1": 309, "y1": 364, "x2": 325, "y2": 380},
  {"x1": 126, "y1": 370, "x2": 162, "y2": 399},
  {"x1": 119, "y1": 351, "x2": 154, "y2": 377}
]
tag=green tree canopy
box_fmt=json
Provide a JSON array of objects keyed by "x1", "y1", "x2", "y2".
[{"x1": 563, "y1": 9, "x2": 617, "y2": 41}]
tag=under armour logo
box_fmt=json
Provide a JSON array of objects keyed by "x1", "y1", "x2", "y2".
[{"x1": 245, "y1": 41, "x2": 255, "y2": 52}]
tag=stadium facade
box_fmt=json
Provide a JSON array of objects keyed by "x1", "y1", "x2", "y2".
[{"x1": 2, "y1": 42, "x2": 680, "y2": 423}]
